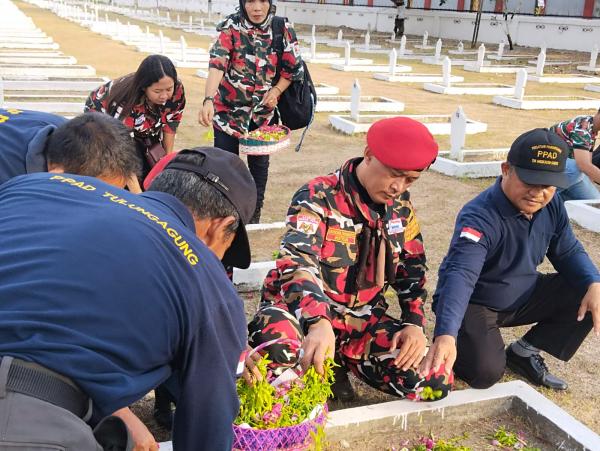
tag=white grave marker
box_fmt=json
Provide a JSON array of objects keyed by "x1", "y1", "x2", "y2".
[
  {"x1": 389, "y1": 48, "x2": 397, "y2": 75},
  {"x1": 180, "y1": 36, "x2": 187, "y2": 62},
  {"x1": 399, "y1": 35, "x2": 407, "y2": 57},
  {"x1": 435, "y1": 38, "x2": 442, "y2": 60},
  {"x1": 337, "y1": 30, "x2": 343, "y2": 42},
  {"x1": 514, "y1": 69, "x2": 527, "y2": 100},
  {"x1": 477, "y1": 43, "x2": 486, "y2": 68},
  {"x1": 344, "y1": 41, "x2": 351, "y2": 65},
  {"x1": 536, "y1": 50, "x2": 546, "y2": 77},
  {"x1": 365, "y1": 31, "x2": 371, "y2": 51},
  {"x1": 391, "y1": 31, "x2": 396, "y2": 42},
  {"x1": 442, "y1": 56, "x2": 452, "y2": 88},
  {"x1": 159, "y1": 30, "x2": 165, "y2": 54},
  {"x1": 458, "y1": 41, "x2": 464, "y2": 53},
  {"x1": 497, "y1": 41, "x2": 505, "y2": 59},
  {"x1": 422, "y1": 31, "x2": 429, "y2": 47},
  {"x1": 450, "y1": 106, "x2": 467, "y2": 162},
  {"x1": 350, "y1": 79, "x2": 361, "y2": 122},
  {"x1": 590, "y1": 44, "x2": 598, "y2": 68},
  {"x1": 311, "y1": 25, "x2": 316, "y2": 39},
  {"x1": 310, "y1": 36, "x2": 317, "y2": 59}
]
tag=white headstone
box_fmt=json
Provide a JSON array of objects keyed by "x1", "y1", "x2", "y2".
[
  {"x1": 166, "y1": 11, "x2": 171, "y2": 22},
  {"x1": 311, "y1": 25, "x2": 316, "y2": 38},
  {"x1": 450, "y1": 106, "x2": 467, "y2": 162},
  {"x1": 399, "y1": 35, "x2": 406, "y2": 57},
  {"x1": 390, "y1": 48, "x2": 398, "y2": 76},
  {"x1": 540, "y1": 42, "x2": 547, "y2": 54},
  {"x1": 344, "y1": 41, "x2": 351, "y2": 66},
  {"x1": 422, "y1": 31, "x2": 429, "y2": 47},
  {"x1": 435, "y1": 38, "x2": 442, "y2": 60},
  {"x1": 159, "y1": 30, "x2": 165, "y2": 54},
  {"x1": 477, "y1": 43, "x2": 486, "y2": 67},
  {"x1": 105, "y1": 13, "x2": 109, "y2": 24},
  {"x1": 200, "y1": 18, "x2": 204, "y2": 30},
  {"x1": 514, "y1": 69, "x2": 527, "y2": 100},
  {"x1": 590, "y1": 44, "x2": 599, "y2": 68},
  {"x1": 365, "y1": 31, "x2": 370, "y2": 51},
  {"x1": 126, "y1": 21, "x2": 131, "y2": 42},
  {"x1": 497, "y1": 41, "x2": 505, "y2": 58},
  {"x1": 442, "y1": 56, "x2": 452, "y2": 88},
  {"x1": 457, "y1": 41, "x2": 464, "y2": 53},
  {"x1": 177, "y1": 14, "x2": 180, "y2": 26},
  {"x1": 145, "y1": 25, "x2": 150, "y2": 43},
  {"x1": 180, "y1": 36, "x2": 187, "y2": 62},
  {"x1": 536, "y1": 49, "x2": 546, "y2": 77},
  {"x1": 310, "y1": 36, "x2": 317, "y2": 59},
  {"x1": 189, "y1": 16, "x2": 192, "y2": 29},
  {"x1": 350, "y1": 79, "x2": 361, "y2": 122},
  {"x1": 389, "y1": 48, "x2": 397, "y2": 74},
  {"x1": 337, "y1": 29, "x2": 343, "y2": 42},
  {"x1": 391, "y1": 31, "x2": 396, "y2": 42}
]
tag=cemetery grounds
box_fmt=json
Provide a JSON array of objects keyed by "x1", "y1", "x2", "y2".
[{"x1": 13, "y1": 1, "x2": 600, "y2": 445}]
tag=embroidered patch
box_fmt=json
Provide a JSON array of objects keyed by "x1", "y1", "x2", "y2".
[
  {"x1": 404, "y1": 210, "x2": 421, "y2": 241},
  {"x1": 296, "y1": 213, "x2": 320, "y2": 235},
  {"x1": 460, "y1": 226, "x2": 483, "y2": 242},
  {"x1": 326, "y1": 228, "x2": 357, "y2": 245},
  {"x1": 387, "y1": 218, "x2": 405, "y2": 235}
]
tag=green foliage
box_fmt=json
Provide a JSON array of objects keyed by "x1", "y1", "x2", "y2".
[{"x1": 234, "y1": 354, "x2": 335, "y2": 430}]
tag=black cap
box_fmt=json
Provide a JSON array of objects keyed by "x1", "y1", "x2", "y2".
[
  {"x1": 507, "y1": 128, "x2": 570, "y2": 189},
  {"x1": 165, "y1": 147, "x2": 257, "y2": 269}
]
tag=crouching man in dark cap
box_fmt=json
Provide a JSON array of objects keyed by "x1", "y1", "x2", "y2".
[
  {"x1": 421, "y1": 129, "x2": 600, "y2": 391},
  {"x1": 248, "y1": 117, "x2": 454, "y2": 402},
  {"x1": 0, "y1": 148, "x2": 257, "y2": 451}
]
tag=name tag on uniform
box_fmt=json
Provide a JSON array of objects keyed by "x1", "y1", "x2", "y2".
[
  {"x1": 326, "y1": 228, "x2": 356, "y2": 245},
  {"x1": 387, "y1": 218, "x2": 405, "y2": 235}
]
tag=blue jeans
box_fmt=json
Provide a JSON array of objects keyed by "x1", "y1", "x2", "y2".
[{"x1": 558, "y1": 159, "x2": 600, "y2": 201}]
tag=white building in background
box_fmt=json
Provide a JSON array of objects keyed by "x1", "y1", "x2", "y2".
[{"x1": 108, "y1": 0, "x2": 600, "y2": 51}]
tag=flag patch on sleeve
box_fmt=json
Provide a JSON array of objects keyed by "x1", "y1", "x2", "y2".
[{"x1": 460, "y1": 227, "x2": 483, "y2": 242}]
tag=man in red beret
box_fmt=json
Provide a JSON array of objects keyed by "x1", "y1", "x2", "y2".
[{"x1": 247, "y1": 117, "x2": 453, "y2": 402}]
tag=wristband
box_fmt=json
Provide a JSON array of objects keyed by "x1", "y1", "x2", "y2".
[
  {"x1": 272, "y1": 86, "x2": 282, "y2": 95},
  {"x1": 203, "y1": 96, "x2": 214, "y2": 105}
]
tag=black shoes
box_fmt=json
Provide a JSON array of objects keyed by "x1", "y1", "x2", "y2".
[
  {"x1": 331, "y1": 366, "x2": 356, "y2": 402},
  {"x1": 506, "y1": 346, "x2": 568, "y2": 391}
]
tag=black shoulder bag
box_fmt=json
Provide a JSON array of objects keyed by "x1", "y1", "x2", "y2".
[{"x1": 271, "y1": 16, "x2": 317, "y2": 152}]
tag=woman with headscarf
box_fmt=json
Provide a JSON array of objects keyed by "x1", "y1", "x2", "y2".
[{"x1": 199, "y1": 0, "x2": 304, "y2": 223}]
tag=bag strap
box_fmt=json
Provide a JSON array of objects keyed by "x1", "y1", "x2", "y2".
[{"x1": 271, "y1": 16, "x2": 286, "y2": 63}]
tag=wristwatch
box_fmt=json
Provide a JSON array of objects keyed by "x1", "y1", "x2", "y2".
[{"x1": 203, "y1": 96, "x2": 214, "y2": 105}]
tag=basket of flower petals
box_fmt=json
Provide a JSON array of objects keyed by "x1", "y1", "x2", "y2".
[
  {"x1": 239, "y1": 125, "x2": 291, "y2": 156},
  {"x1": 232, "y1": 338, "x2": 334, "y2": 451}
]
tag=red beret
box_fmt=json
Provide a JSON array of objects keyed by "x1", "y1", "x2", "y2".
[
  {"x1": 366, "y1": 117, "x2": 439, "y2": 171},
  {"x1": 143, "y1": 151, "x2": 180, "y2": 190}
]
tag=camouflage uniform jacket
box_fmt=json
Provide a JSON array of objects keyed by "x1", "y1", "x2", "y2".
[
  {"x1": 84, "y1": 79, "x2": 186, "y2": 143},
  {"x1": 209, "y1": 14, "x2": 304, "y2": 138},
  {"x1": 262, "y1": 158, "x2": 428, "y2": 335},
  {"x1": 550, "y1": 115, "x2": 596, "y2": 157}
]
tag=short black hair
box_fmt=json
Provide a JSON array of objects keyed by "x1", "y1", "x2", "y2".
[
  {"x1": 45, "y1": 112, "x2": 141, "y2": 180},
  {"x1": 149, "y1": 151, "x2": 240, "y2": 236}
]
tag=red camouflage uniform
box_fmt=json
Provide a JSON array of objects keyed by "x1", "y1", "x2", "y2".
[{"x1": 249, "y1": 158, "x2": 453, "y2": 400}]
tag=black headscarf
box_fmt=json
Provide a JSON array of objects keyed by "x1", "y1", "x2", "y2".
[{"x1": 238, "y1": 0, "x2": 273, "y2": 26}]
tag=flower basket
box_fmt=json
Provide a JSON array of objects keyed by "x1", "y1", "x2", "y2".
[
  {"x1": 232, "y1": 338, "x2": 332, "y2": 451},
  {"x1": 239, "y1": 125, "x2": 291, "y2": 156}
]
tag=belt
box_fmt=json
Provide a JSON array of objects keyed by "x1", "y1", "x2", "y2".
[{"x1": 1, "y1": 356, "x2": 92, "y2": 420}]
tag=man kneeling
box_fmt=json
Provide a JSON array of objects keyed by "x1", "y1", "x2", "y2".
[
  {"x1": 249, "y1": 117, "x2": 453, "y2": 402},
  {"x1": 421, "y1": 128, "x2": 600, "y2": 390}
]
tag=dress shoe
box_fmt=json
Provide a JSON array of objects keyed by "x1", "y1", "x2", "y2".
[
  {"x1": 506, "y1": 346, "x2": 568, "y2": 390},
  {"x1": 331, "y1": 366, "x2": 356, "y2": 402}
]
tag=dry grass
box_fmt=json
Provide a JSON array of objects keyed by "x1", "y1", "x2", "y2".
[{"x1": 14, "y1": 1, "x2": 600, "y2": 439}]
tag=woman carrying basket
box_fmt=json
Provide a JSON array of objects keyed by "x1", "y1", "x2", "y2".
[
  {"x1": 199, "y1": 0, "x2": 304, "y2": 223},
  {"x1": 85, "y1": 54, "x2": 186, "y2": 190}
]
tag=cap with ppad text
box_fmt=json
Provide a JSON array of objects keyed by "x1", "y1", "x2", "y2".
[{"x1": 507, "y1": 128, "x2": 569, "y2": 189}]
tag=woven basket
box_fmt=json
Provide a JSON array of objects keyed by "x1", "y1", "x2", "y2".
[
  {"x1": 239, "y1": 126, "x2": 291, "y2": 156},
  {"x1": 232, "y1": 338, "x2": 328, "y2": 451}
]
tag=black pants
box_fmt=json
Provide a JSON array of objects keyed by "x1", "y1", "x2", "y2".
[
  {"x1": 214, "y1": 126, "x2": 270, "y2": 222},
  {"x1": 394, "y1": 18, "x2": 405, "y2": 37},
  {"x1": 454, "y1": 273, "x2": 592, "y2": 389}
]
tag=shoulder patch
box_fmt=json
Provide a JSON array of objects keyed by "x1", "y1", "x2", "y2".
[
  {"x1": 296, "y1": 212, "x2": 320, "y2": 235},
  {"x1": 460, "y1": 226, "x2": 483, "y2": 243},
  {"x1": 404, "y1": 210, "x2": 421, "y2": 242}
]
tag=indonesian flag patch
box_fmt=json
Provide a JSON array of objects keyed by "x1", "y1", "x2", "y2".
[{"x1": 460, "y1": 226, "x2": 483, "y2": 243}]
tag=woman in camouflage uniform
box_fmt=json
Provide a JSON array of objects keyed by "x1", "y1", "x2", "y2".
[{"x1": 199, "y1": 0, "x2": 304, "y2": 223}]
